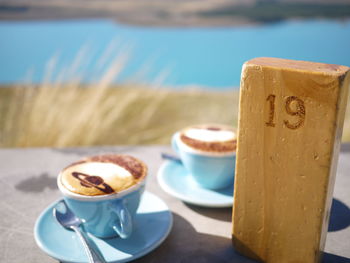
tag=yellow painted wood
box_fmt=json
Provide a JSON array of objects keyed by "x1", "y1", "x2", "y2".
[{"x1": 232, "y1": 57, "x2": 350, "y2": 263}]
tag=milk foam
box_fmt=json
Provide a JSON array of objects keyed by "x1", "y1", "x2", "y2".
[
  {"x1": 177, "y1": 124, "x2": 237, "y2": 155},
  {"x1": 184, "y1": 128, "x2": 235, "y2": 142}
]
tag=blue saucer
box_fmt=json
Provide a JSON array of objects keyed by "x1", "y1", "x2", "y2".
[
  {"x1": 157, "y1": 160, "x2": 234, "y2": 208},
  {"x1": 34, "y1": 192, "x2": 172, "y2": 263}
]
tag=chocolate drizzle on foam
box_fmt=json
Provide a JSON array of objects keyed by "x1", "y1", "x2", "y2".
[
  {"x1": 72, "y1": 172, "x2": 115, "y2": 194},
  {"x1": 180, "y1": 125, "x2": 237, "y2": 153}
]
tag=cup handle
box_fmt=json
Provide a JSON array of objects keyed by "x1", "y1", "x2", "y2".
[
  {"x1": 110, "y1": 200, "x2": 132, "y2": 239},
  {"x1": 171, "y1": 133, "x2": 180, "y2": 154}
]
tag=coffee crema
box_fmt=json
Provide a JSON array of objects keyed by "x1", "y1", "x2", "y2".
[
  {"x1": 60, "y1": 154, "x2": 147, "y2": 196},
  {"x1": 179, "y1": 124, "x2": 237, "y2": 153}
]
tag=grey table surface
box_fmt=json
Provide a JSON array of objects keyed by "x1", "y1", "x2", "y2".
[{"x1": 0, "y1": 145, "x2": 349, "y2": 263}]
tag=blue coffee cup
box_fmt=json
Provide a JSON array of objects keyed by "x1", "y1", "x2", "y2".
[
  {"x1": 172, "y1": 132, "x2": 236, "y2": 190},
  {"x1": 57, "y1": 173, "x2": 146, "y2": 239}
]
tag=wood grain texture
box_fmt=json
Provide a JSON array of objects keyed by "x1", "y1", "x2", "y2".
[{"x1": 232, "y1": 57, "x2": 350, "y2": 263}]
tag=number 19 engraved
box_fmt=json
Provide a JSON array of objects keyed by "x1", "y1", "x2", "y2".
[{"x1": 266, "y1": 95, "x2": 306, "y2": 130}]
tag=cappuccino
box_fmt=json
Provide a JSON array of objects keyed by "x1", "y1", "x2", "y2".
[
  {"x1": 59, "y1": 154, "x2": 147, "y2": 196},
  {"x1": 179, "y1": 124, "x2": 237, "y2": 153}
]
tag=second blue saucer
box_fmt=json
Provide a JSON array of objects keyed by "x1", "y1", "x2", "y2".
[{"x1": 157, "y1": 160, "x2": 234, "y2": 207}]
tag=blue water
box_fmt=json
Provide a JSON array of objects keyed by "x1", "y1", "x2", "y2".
[{"x1": 0, "y1": 19, "x2": 349, "y2": 89}]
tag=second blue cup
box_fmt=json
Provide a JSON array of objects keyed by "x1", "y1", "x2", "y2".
[{"x1": 172, "y1": 132, "x2": 236, "y2": 190}]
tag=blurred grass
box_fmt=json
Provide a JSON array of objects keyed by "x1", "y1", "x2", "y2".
[
  {"x1": 0, "y1": 84, "x2": 239, "y2": 148},
  {"x1": 0, "y1": 45, "x2": 241, "y2": 148},
  {"x1": 0, "y1": 47, "x2": 349, "y2": 148}
]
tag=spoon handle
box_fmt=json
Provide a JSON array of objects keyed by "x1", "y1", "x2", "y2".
[
  {"x1": 71, "y1": 225, "x2": 106, "y2": 263},
  {"x1": 161, "y1": 153, "x2": 182, "y2": 164}
]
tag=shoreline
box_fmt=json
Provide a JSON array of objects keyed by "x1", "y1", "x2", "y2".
[
  {"x1": 1, "y1": 1, "x2": 350, "y2": 27},
  {"x1": 2, "y1": 16, "x2": 349, "y2": 29}
]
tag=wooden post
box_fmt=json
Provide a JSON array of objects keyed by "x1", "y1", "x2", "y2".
[{"x1": 232, "y1": 57, "x2": 350, "y2": 263}]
